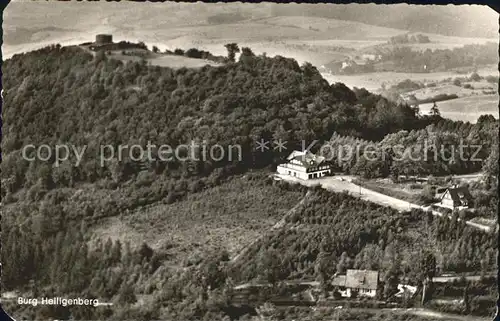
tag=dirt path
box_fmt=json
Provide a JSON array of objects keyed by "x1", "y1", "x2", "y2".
[{"x1": 230, "y1": 190, "x2": 312, "y2": 263}]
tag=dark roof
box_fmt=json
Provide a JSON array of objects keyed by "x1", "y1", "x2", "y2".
[
  {"x1": 286, "y1": 151, "x2": 326, "y2": 168},
  {"x1": 345, "y1": 269, "x2": 379, "y2": 290},
  {"x1": 441, "y1": 186, "x2": 473, "y2": 205}
]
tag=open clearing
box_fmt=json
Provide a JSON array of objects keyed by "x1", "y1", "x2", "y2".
[
  {"x1": 109, "y1": 50, "x2": 221, "y2": 69},
  {"x1": 91, "y1": 176, "x2": 304, "y2": 267},
  {"x1": 419, "y1": 94, "x2": 499, "y2": 122}
]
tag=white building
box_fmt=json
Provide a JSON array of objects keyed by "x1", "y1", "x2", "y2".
[{"x1": 276, "y1": 151, "x2": 331, "y2": 180}]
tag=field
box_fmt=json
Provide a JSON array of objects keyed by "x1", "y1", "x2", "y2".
[
  {"x1": 322, "y1": 65, "x2": 498, "y2": 92},
  {"x1": 106, "y1": 49, "x2": 222, "y2": 69},
  {"x1": 407, "y1": 83, "x2": 496, "y2": 101},
  {"x1": 419, "y1": 95, "x2": 499, "y2": 123},
  {"x1": 90, "y1": 175, "x2": 305, "y2": 267}
]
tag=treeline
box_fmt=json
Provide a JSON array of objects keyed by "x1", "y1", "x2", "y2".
[
  {"x1": 207, "y1": 12, "x2": 247, "y2": 24},
  {"x1": 328, "y1": 42, "x2": 498, "y2": 74},
  {"x1": 163, "y1": 47, "x2": 228, "y2": 64},
  {"x1": 375, "y1": 42, "x2": 498, "y2": 73},
  {"x1": 389, "y1": 33, "x2": 431, "y2": 45}
]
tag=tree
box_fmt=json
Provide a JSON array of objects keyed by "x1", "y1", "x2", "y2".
[
  {"x1": 336, "y1": 252, "x2": 351, "y2": 274},
  {"x1": 463, "y1": 284, "x2": 471, "y2": 314},
  {"x1": 174, "y1": 48, "x2": 185, "y2": 55},
  {"x1": 429, "y1": 102, "x2": 440, "y2": 117},
  {"x1": 224, "y1": 43, "x2": 240, "y2": 63},
  {"x1": 94, "y1": 50, "x2": 107, "y2": 63},
  {"x1": 419, "y1": 251, "x2": 437, "y2": 281},
  {"x1": 137, "y1": 242, "x2": 154, "y2": 263},
  {"x1": 152, "y1": 46, "x2": 160, "y2": 54},
  {"x1": 482, "y1": 132, "x2": 499, "y2": 180},
  {"x1": 469, "y1": 72, "x2": 481, "y2": 82},
  {"x1": 116, "y1": 281, "x2": 137, "y2": 304},
  {"x1": 239, "y1": 47, "x2": 255, "y2": 65},
  {"x1": 257, "y1": 249, "x2": 282, "y2": 285}
]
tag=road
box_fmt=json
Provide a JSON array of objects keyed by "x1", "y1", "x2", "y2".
[
  {"x1": 432, "y1": 274, "x2": 495, "y2": 283},
  {"x1": 274, "y1": 174, "x2": 493, "y2": 232}
]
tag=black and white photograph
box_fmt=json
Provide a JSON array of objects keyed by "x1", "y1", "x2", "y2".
[{"x1": 1, "y1": 1, "x2": 499, "y2": 320}]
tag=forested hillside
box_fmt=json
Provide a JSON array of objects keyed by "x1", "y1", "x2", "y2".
[
  {"x1": 1, "y1": 44, "x2": 497, "y2": 320},
  {"x1": 2, "y1": 44, "x2": 427, "y2": 199}
]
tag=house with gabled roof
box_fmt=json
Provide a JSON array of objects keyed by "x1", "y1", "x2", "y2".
[
  {"x1": 436, "y1": 185, "x2": 473, "y2": 210},
  {"x1": 276, "y1": 150, "x2": 331, "y2": 180}
]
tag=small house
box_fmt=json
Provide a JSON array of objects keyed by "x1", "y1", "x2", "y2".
[{"x1": 436, "y1": 185, "x2": 473, "y2": 209}]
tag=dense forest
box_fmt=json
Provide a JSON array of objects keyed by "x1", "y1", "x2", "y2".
[{"x1": 1, "y1": 44, "x2": 498, "y2": 320}]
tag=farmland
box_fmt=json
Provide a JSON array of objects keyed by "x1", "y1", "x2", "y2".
[{"x1": 322, "y1": 65, "x2": 497, "y2": 91}]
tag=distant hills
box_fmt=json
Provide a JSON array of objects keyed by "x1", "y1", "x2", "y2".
[{"x1": 270, "y1": 4, "x2": 498, "y2": 38}]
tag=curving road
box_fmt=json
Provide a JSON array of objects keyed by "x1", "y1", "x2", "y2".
[{"x1": 274, "y1": 174, "x2": 493, "y2": 232}]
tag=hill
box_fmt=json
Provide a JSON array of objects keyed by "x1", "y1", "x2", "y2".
[
  {"x1": 270, "y1": 4, "x2": 498, "y2": 39},
  {"x1": 1, "y1": 43, "x2": 429, "y2": 200}
]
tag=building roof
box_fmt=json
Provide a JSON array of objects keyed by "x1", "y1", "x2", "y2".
[
  {"x1": 440, "y1": 185, "x2": 473, "y2": 206},
  {"x1": 286, "y1": 150, "x2": 326, "y2": 168},
  {"x1": 331, "y1": 275, "x2": 346, "y2": 287},
  {"x1": 345, "y1": 269, "x2": 379, "y2": 290}
]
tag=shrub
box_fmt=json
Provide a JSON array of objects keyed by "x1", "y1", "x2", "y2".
[{"x1": 484, "y1": 75, "x2": 498, "y2": 84}]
